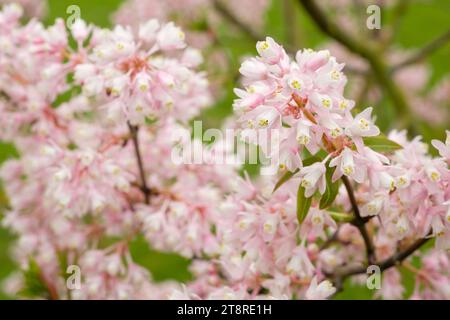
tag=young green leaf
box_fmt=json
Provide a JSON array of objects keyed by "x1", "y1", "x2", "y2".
[
  {"x1": 327, "y1": 210, "x2": 354, "y2": 222},
  {"x1": 319, "y1": 166, "x2": 340, "y2": 209},
  {"x1": 18, "y1": 259, "x2": 52, "y2": 299},
  {"x1": 297, "y1": 184, "x2": 312, "y2": 224},
  {"x1": 273, "y1": 168, "x2": 299, "y2": 192},
  {"x1": 363, "y1": 136, "x2": 402, "y2": 152}
]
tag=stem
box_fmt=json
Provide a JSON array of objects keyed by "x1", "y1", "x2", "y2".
[
  {"x1": 320, "y1": 225, "x2": 342, "y2": 250},
  {"x1": 212, "y1": 0, "x2": 262, "y2": 42},
  {"x1": 391, "y1": 28, "x2": 450, "y2": 72},
  {"x1": 341, "y1": 176, "x2": 376, "y2": 264},
  {"x1": 38, "y1": 270, "x2": 59, "y2": 300},
  {"x1": 127, "y1": 122, "x2": 150, "y2": 204},
  {"x1": 283, "y1": 0, "x2": 300, "y2": 48},
  {"x1": 384, "y1": 0, "x2": 409, "y2": 51},
  {"x1": 213, "y1": 0, "x2": 296, "y2": 53}
]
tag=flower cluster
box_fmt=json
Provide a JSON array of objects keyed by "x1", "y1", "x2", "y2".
[
  {"x1": 113, "y1": 0, "x2": 270, "y2": 97},
  {"x1": 73, "y1": 20, "x2": 211, "y2": 125},
  {"x1": 0, "y1": 5, "x2": 215, "y2": 299},
  {"x1": 230, "y1": 37, "x2": 450, "y2": 299}
]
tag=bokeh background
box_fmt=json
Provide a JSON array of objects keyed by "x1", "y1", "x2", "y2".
[{"x1": 0, "y1": 0, "x2": 449, "y2": 299}]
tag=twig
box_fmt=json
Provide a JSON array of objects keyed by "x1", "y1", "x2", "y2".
[
  {"x1": 37, "y1": 269, "x2": 59, "y2": 300},
  {"x1": 341, "y1": 176, "x2": 376, "y2": 264},
  {"x1": 383, "y1": 0, "x2": 409, "y2": 50},
  {"x1": 213, "y1": 0, "x2": 300, "y2": 54},
  {"x1": 320, "y1": 225, "x2": 342, "y2": 250},
  {"x1": 391, "y1": 28, "x2": 450, "y2": 72},
  {"x1": 283, "y1": 0, "x2": 301, "y2": 49},
  {"x1": 127, "y1": 122, "x2": 150, "y2": 204},
  {"x1": 212, "y1": 0, "x2": 262, "y2": 42},
  {"x1": 335, "y1": 236, "x2": 431, "y2": 279}
]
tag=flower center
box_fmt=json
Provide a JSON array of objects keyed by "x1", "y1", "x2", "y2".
[
  {"x1": 358, "y1": 118, "x2": 370, "y2": 130},
  {"x1": 260, "y1": 41, "x2": 269, "y2": 50},
  {"x1": 343, "y1": 165, "x2": 354, "y2": 175},
  {"x1": 330, "y1": 128, "x2": 342, "y2": 138},
  {"x1": 259, "y1": 119, "x2": 269, "y2": 127},
  {"x1": 297, "y1": 134, "x2": 310, "y2": 145},
  {"x1": 291, "y1": 80, "x2": 301, "y2": 90}
]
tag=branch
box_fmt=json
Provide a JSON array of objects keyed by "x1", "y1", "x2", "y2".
[
  {"x1": 335, "y1": 236, "x2": 431, "y2": 279},
  {"x1": 391, "y1": 28, "x2": 450, "y2": 72},
  {"x1": 127, "y1": 123, "x2": 150, "y2": 204},
  {"x1": 283, "y1": 0, "x2": 301, "y2": 48},
  {"x1": 213, "y1": 0, "x2": 300, "y2": 54},
  {"x1": 212, "y1": 0, "x2": 261, "y2": 42},
  {"x1": 341, "y1": 176, "x2": 376, "y2": 264},
  {"x1": 297, "y1": 0, "x2": 412, "y2": 125},
  {"x1": 38, "y1": 268, "x2": 59, "y2": 300}
]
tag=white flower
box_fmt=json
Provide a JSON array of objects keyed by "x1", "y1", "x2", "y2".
[
  {"x1": 345, "y1": 107, "x2": 380, "y2": 137},
  {"x1": 299, "y1": 162, "x2": 327, "y2": 197},
  {"x1": 239, "y1": 58, "x2": 268, "y2": 80},
  {"x1": 256, "y1": 37, "x2": 283, "y2": 64},
  {"x1": 305, "y1": 276, "x2": 336, "y2": 300},
  {"x1": 156, "y1": 22, "x2": 186, "y2": 51},
  {"x1": 361, "y1": 195, "x2": 384, "y2": 217},
  {"x1": 138, "y1": 19, "x2": 160, "y2": 43}
]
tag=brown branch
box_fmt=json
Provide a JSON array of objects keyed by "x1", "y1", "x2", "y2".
[
  {"x1": 127, "y1": 123, "x2": 150, "y2": 204},
  {"x1": 213, "y1": 0, "x2": 300, "y2": 54},
  {"x1": 334, "y1": 236, "x2": 431, "y2": 280},
  {"x1": 320, "y1": 225, "x2": 342, "y2": 250},
  {"x1": 283, "y1": 0, "x2": 301, "y2": 48},
  {"x1": 212, "y1": 0, "x2": 262, "y2": 42},
  {"x1": 341, "y1": 176, "x2": 376, "y2": 265},
  {"x1": 37, "y1": 269, "x2": 59, "y2": 300},
  {"x1": 391, "y1": 28, "x2": 450, "y2": 72}
]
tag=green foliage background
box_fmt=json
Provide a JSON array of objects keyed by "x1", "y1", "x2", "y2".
[{"x1": 0, "y1": 0, "x2": 448, "y2": 299}]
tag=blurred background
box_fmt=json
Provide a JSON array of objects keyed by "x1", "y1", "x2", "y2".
[{"x1": 0, "y1": 0, "x2": 449, "y2": 299}]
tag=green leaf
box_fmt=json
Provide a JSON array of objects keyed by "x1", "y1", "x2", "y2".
[
  {"x1": 363, "y1": 136, "x2": 402, "y2": 152},
  {"x1": 129, "y1": 236, "x2": 192, "y2": 282},
  {"x1": 273, "y1": 169, "x2": 299, "y2": 192},
  {"x1": 327, "y1": 211, "x2": 354, "y2": 222},
  {"x1": 319, "y1": 166, "x2": 340, "y2": 209},
  {"x1": 18, "y1": 259, "x2": 52, "y2": 299},
  {"x1": 297, "y1": 184, "x2": 312, "y2": 224},
  {"x1": 303, "y1": 155, "x2": 324, "y2": 166},
  {"x1": 272, "y1": 155, "x2": 322, "y2": 193}
]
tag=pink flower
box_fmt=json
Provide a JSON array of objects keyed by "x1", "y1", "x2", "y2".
[
  {"x1": 329, "y1": 147, "x2": 366, "y2": 183},
  {"x1": 256, "y1": 37, "x2": 284, "y2": 65}
]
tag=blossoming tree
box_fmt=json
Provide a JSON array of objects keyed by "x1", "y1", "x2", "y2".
[{"x1": 0, "y1": 1, "x2": 449, "y2": 300}]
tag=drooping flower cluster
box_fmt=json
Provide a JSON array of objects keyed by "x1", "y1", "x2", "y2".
[
  {"x1": 0, "y1": 3, "x2": 449, "y2": 301},
  {"x1": 73, "y1": 20, "x2": 211, "y2": 126},
  {"x1": 112, "y1": 0, "x2": 270, "y2": 98},
  {"x1": 230, "y1": 37, "x2": 450, "y2": 299},
  {"x1": 113, "y1": 0, "x2": 269, "y2": 43}
]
